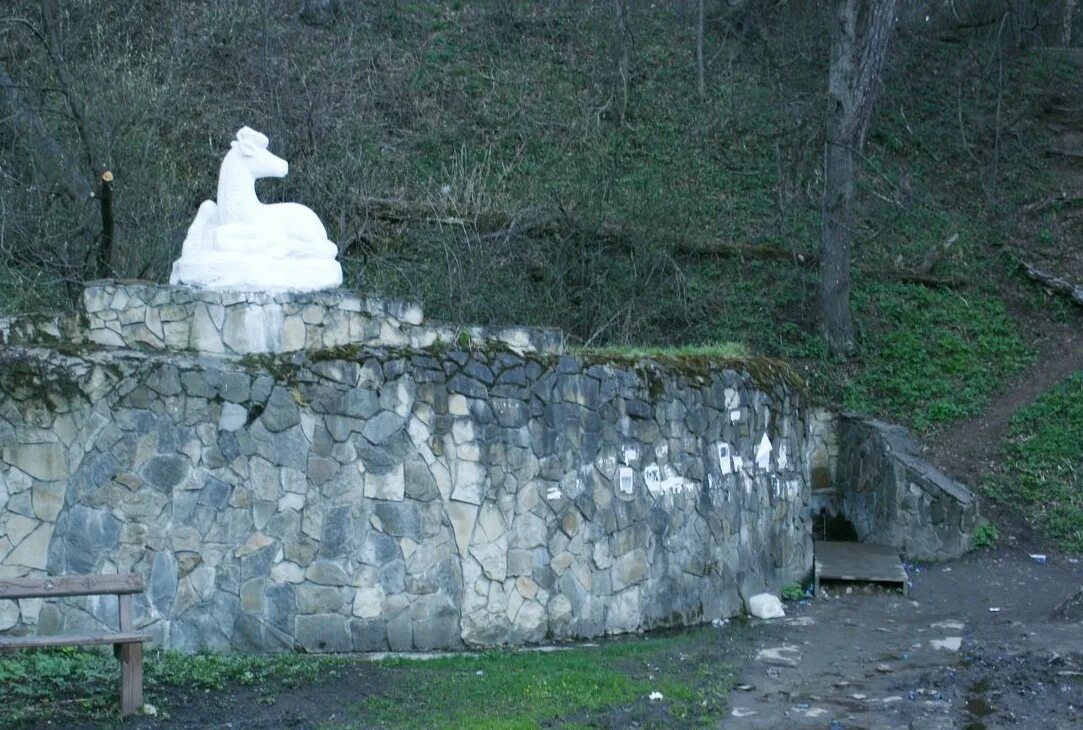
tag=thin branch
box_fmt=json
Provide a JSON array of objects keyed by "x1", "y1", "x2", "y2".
[{"x1": 41, "y1": 0, "x2": 98, "y2": 175}]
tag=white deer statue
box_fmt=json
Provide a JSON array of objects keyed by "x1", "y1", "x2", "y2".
[{"x1": 170, "y1": 126, "x2": 343, "y2": 291}]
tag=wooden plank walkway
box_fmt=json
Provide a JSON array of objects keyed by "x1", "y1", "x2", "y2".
[{"x1": 814, "y1": 541, "x2": 909, "y2": 597}]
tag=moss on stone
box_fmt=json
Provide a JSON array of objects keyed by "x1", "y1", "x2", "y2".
[
  {"x1": 235, "y1": 340, "x2": 804, "y2": 396},
  {"x1": 0, "y1": 351, "x2": 87, "y2": 410}
]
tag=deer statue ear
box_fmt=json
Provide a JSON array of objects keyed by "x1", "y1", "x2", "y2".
[
  {"x1": 236, "y1": 126, "x2": 270, "y2": 149},
  {"x1": 234, "y1": 138, "x2": 257, "y2": 157}
]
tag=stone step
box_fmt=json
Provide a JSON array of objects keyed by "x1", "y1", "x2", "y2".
[{"x1": 814, "y1": 540, "x2": 909, "y2": 597}]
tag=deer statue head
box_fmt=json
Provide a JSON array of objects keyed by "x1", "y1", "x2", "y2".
[{"x1": 229, "y1": 126, "x2": 288, "y2": 179}]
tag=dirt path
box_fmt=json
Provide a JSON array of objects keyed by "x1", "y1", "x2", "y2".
[
  {"x1": 924, "y1": 320, "x2": 1083, "y2": 488},
  {"x1": 724, "y1": 546, "x2": 1083, "y2": 729},
  {"x1": 927, "y1": 48, "x2": 1083, "y2": 492}
]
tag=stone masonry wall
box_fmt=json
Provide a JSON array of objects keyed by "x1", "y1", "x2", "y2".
[
  {"x1": 0, "y1": 282, "x2": 564, "y2": 356},
  {"x1": 0, "y1": 344, "x2": 812, "y2": 652},
  {"x1": 834, "y1": 414, "x2": 977, "y2": 561}
]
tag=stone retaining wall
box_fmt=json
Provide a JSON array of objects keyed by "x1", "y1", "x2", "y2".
[
  {"x1": 834, "y1": 414, "x2": 978, "y2": 561},
  {"x1": 0, "y1": 342, "x2": 812, "y2": 652},
  {"x1": 0, "y1": 282, "x2": 564, "y2": 356}
]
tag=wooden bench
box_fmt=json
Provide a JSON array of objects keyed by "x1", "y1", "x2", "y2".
[{"x1": 0, "y1": 573, "x2": 152, "y2": 717}]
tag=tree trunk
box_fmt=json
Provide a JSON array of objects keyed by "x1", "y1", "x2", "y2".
[
  {"x1": 697, "y1": 0, "x2": 706, "y2": 100},
  {"x1": 820, "y1": 0, "x2": 898, "y2": 357},
  {"x1": 1064, "y1": 0, "x2": 1077, "y2": 47},
  {"x1": 96, "y1": 169, "x2": 115, "y2": 278},
  {"x1": 821, "y1": 125, "x2": 856, "y2": 355},
  {"x1": 613, "y1": 0, "x2": 630, "y2": 125}
]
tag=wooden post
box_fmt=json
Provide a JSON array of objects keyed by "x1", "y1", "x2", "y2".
[
  {"x1": 118, "y1": 592, "x2": 133, "y2": 632},
  {"x1": 116, "y1": 592, "x2": 142, "y2": 716},
  {"x1": 118, "y1": 642, "x2": 143, "y2": 716}
]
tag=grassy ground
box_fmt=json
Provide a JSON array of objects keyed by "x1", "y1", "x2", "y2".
[
  {"x1": 839, "y1": 282, "x2": 1034, "y2": 431},
  {"x1": 986, "y1": 374, "x2": 1083, "y2": 552},
  {"x1": 339, "y1": 632, "x2": 732, "y2": 729},
  {"x1": 0, "y1": 628, "x2": 737, "y2": 729},
  {"x1": 0, "y1": 647, "x2": 345, "y2": 726}
]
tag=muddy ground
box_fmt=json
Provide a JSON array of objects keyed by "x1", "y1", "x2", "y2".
[{"x1": 726, "y1": 542, "x2": 1083, "y2": 730}]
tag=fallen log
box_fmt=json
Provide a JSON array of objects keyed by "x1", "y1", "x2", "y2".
[
  {"x1": 1020, "y1": 192, "x2": 1083, "y2": 217},
  {"x1": 1020, "y1": 259, "x2": 1083, "y2": 307},
  {"x1": 671, "y1": 239, "x2": 818, "y2": 264}
]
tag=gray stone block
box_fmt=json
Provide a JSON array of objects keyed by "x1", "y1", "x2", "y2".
[
  {"x1": 373, "y1": 502, "x2": 421, "y2": 539},
  {"x1": 386, "y1": 608, "x2": 413, "y2": 651},
  {"x1": 350, "y1": 618, "x2": 388, "y2": 651},
  {"x1": 262, "y1": 387, "x2": 301, "y2": 433},
  {"x1": 412, "y1": 606, "x2": 461, "y2": 650},
  {"x1": 362, "y1": 411, "x2": 405, "y2": 445},
  {"x1": 295, "y1": 613, "x2": 351, "y2": 653},
  {"x1": 296, "y1": 585, "x2": 346, "y2": 614},
  {"x1": 149, "y1": 550, "x2": 179, "y2": 614},
  {"x1": 359, "y1": 530, "x2": 400, "y2": 566}
]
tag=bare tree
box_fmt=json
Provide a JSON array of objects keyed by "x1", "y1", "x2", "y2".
[
  {"x1": 697, "y1": 0, "x2": 706, "y2": 99},
  {"x1": 821, "y1": 0, "x2": 899, "y2": 356},
  {"x1": 613, "y1": 0, "x2": 630, "y2": 125},
  {"x1": 1064, "y1": 0, "x2": 1077, "y2": 46}
]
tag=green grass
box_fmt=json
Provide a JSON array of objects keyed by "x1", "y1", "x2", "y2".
[
  {"x1": 986, "y1": 373, "x2": 1083, "y2": 552},
  {"x1": 336, "y1": 632, "x2": 733, "y2": 729},
  {"x1": 0, "y1": 630, "x2": 736, "y2": 728},
  {"x1": 841, "y1": 282, "x2": 1034, "y2": 431},
  {"x1": 0, "y1": 648, "x2": 346, "y2": 726},
  {"x1": 973, "y1": 520, "x2": 999, "y2": 549}
]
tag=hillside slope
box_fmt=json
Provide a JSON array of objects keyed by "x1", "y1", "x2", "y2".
[{"x1": 1, "y1": 2, "x2": 1080, "y2": 459}]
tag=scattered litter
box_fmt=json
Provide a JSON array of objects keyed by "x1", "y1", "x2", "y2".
[
  {"x1": 943, "y1": 567, "x2": 952, "y2": 572},
  {"x1": 756, "y1": 644, "x2": 802, "y2": 667},
  {"x1": 882, "y1": 695, "x2": 903, "y2": 704},
  {"x1": 876, "y1": 663, "x2": 893, "y2": 673},
  {"x1": 736, "y1": 684, "x2": 754, "y2": 691},
  {"x1": 901, "y1": 652, "x2": 911, "y2": 660},
  {"x1": 850, "y1": 693, "x2": 867, "y2": 700},
  {"x1": 748, "y1": 593, "x2": 786, "y2": 619},
  {"x1": 731, "y1": 707, "x2": 756, "y2": 717},
  {"x1": 1030, "y1": 554, "x2": 1048, "y2": 564},
  {"x1": 475, "y1": 670, "x2": 484, "y2": 676},
  {"x1": 142, "y1": 703, "x2": 158, "y2": 717},
  {"x1": 648, "y1": 691, "x2": 664, "y2": 701},
  {"x1": 1069, "y1": 558, "x2": 1079, "y2": 564},
  {"x1": 932, "y1": 620, "x2": 965, "y2": 630},
  {"x1": 989, "y1": 606, "x2": 1002, "y2": 612},
  {"x1": 930, "y1": 637, "x2": 962, "y2": 651},
  {"x1": 795, "y1": 703, "x2": 809, "y2": 709},
  {"x1": 711, "y1": 618, "x2": 730, "y2": 628}
]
